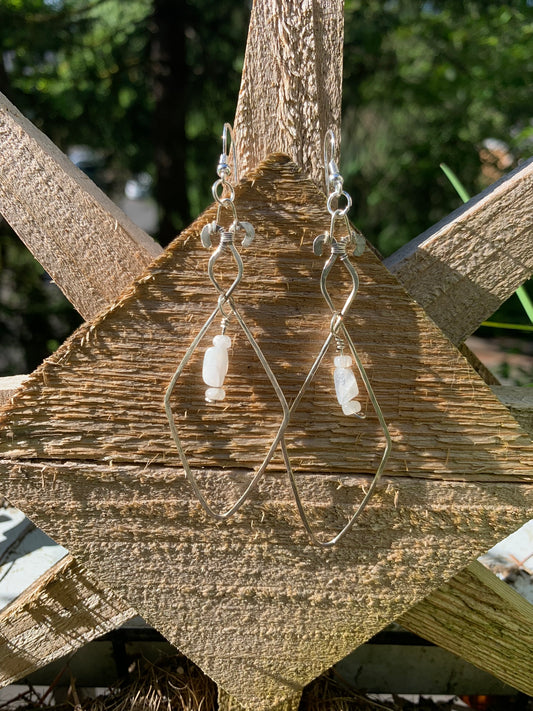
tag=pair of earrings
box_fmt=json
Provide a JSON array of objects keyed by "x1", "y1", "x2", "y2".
[{"x1": 164, "y1": 125, "x2": 391, "y2": 547}]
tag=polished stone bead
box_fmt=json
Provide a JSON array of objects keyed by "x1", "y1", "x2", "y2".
[
  {"x1": 342, "y1": 400, "x2": 362, "y2": 415},
  {"x1": 334, "y1": 365, "x2": 359, "y2": 405},
  {"x1": 334, "y1": 354, "x2": 353, "y2": 368},
  {"x1": 205, "y1": 387, "x2": 225, "y2": 402},
  {"x1": 203, "y1": 334, "x2": 231, "y2": 388}
]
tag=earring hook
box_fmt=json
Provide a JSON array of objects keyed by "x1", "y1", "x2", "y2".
[
  {"x1": 219, "y1": 122, "x2": 239, "y2": 184},
  {"x1": 324, "y1": 128, "x2": 342, "y2": 196}
]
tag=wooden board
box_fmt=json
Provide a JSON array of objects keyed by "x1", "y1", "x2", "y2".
[
  {"x1": 399, "y1": 560, "x2": 533, "y2": 695},
  {"x1": 0, "y1": 92, "x2": 161, "y2": 320},
  {"x1": 0, "y1": 380, "x2": 529, "y2": 696},
  {"x1": 385, "y1": 158, "x2": 533, "y2": 344},
  {"x1": 0, "y1": 555, "x2": 136, "y2": 686},
  {"x1": 0, "y1": 154, "x2": 531, "y2": 710},
  {"x1": 233, "y1": 0, "x2": 343, "y2": 185},
  {"x1": 493, "y1": 386, "x2": 533, "y2": 436},
  {"x1": 0, "y1": 376, "x2": 28, "y2": 406}
]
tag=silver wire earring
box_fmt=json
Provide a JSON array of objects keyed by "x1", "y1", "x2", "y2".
[
  {"x1": 282, "y1": 129, "x2": 392, "y2": 547},
  {"x1": 164, "y1": 123, "x2": 290, "y2": 520}
]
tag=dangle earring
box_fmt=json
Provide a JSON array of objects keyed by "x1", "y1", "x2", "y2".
[
  {"x1": 281, "y1": 129, "x2": 392, "y2": 547},
  {"x1": 164, "y1": 123, "x2": 290, "y2": 521}
]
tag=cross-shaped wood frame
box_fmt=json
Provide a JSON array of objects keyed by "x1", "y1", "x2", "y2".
[{"x1": 0, "y1": 3, "x2": 532, "y2": 710}]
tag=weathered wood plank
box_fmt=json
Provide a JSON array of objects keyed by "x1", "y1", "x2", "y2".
[
  {"x1": 1, "y1": 56, "x2": 532, "y2": 703},
  {"x1": 1, "y1": 155, "x2": 532, "y2": 710},
  {"x1": 0, "y1": 374, "x2": 530, "y2": 698},
  {"x1": 399, "y1": 560, "x2": 533, "y2": 695},
  {"x1": 492, "y1": 385, "x2": 533, "y2": 435},
  {"x1": 384, "y1": 158, "x2": 533, "y2": 345},
  {"x1": 0, "y1": 375, "x2": 27, "y2": 406},
  {"x1": 1, "y1": 156, "x2": 529, "y2": 482},
  {"x1": 2, "y1": 458, "x2": 533, "y2": 708},
  {"x1": 218, "y1": 690, "x2": 300, "y2": 711},
  {"x1": 0, "y1": 554, "x2": 136, "y2": 686},
  {"x1": 233, "y1": 0, "x2": 343, "y2": 184},
  {"x1": 0, "y1": 92, "x2": 162, "y2": 321}
]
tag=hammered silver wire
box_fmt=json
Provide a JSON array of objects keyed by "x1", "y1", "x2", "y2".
[
  {"x1": 282, "y1": 130, "x2": 392, "y2": 547},
  {"x1": 164, "y1": 125, "x2": 290, "y2": 520}
]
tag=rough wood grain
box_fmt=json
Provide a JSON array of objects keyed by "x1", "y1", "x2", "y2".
[
  {"x1": 0, "y1": 92, "x2": 162, "y2": 321},
  {"x1": 0, "y1": 375, "x2": 28, "y2": 406},
  {"x1": 1, "y1": 156, "x2": 530, "y2": 482},
  {"x1": 0, "y1": 1, "x2": 530, "y2": 700},
  {"x1": 1, "y1": 374, "x2": 530, "y2": 699},
  {"x1": 218, "y1": 689, "x2": 300, "y2": 711},
  {"x1": 492, "y1": 385, "x2": 533, "y2": 435},
  {"x1": 0, "y1": 554, "x2": 136, "y2": 686},
  {"x1": 399, "y1": 560, "x2": 533, "y2": 695},
  {"x1": 3, "y1": 459, "x2": 533, "y2": 707},
  {"x1": 1, "y1": 155, "x2": 532, "y2": 710},
  {"x1": 385, "y1": 158, "x2": 533, "y2": 345},
  {"x1": 233, "y1": 0, "x2": 343, "y2": 184}
]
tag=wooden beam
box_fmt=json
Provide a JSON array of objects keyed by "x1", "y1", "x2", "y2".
[
  {"x1": 233, "y1": 0, "x2": 343, "y2": 185},
  {"x1": 385, "y1": 158, "x2": 533, "y2": 345},
  {"x1": 1, "y1": 143, "x2": 521, "y2": 700},
  {"x1": 399, "y1": 560, "x2": 533, "y2": 696},
  {"x1": 397, "y1": 383, "x2": 533, "y2": 694},
  {"x1": 0, "y1": 375, "x2": 528, "y2": 698},
  {"x1": 0, "y1": 375, "x2": 28, "y2": 406},
  {"x1": 0, "y1": 41, "x2": 528, "y2": 704},
  {"x1": 0, "y1": 554, "x2": 136, "y2": 686},
  {"x1": 492, "y1": 385, "x2": 533, "y2": 435},
  {"x1": 0, "y1": 92, "x2": 162, "y2": 321}
]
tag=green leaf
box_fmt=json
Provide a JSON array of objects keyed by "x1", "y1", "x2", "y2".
[{"x1": 439, "y1": 163, "x2": 471, "y2": 202}]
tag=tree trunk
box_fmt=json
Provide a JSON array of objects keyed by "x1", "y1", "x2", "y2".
[{"x1": 149, "y1": 0, "x2": 190, "y2": 246}]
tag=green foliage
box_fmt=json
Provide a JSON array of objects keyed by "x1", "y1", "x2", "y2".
[
  {"x1": 0, "y1": 230, "x2": 82, "y2": 374},
  {"x1": 1, "y1": 0, "x2": 153, "y2": 172},
  {"x1": 342, "y1": 0, "x2": 533, "y2": 255}
]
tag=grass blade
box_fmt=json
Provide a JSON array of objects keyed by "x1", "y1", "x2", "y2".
[{"x1": 440, "y1": 162, "x2": 471, "y2": 202}]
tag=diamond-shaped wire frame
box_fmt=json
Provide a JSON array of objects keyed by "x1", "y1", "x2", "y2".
[
  {"x1": 164, "y1": 237, "x2": 290, "y2": 521},
  {"x1": 282, "y1": 238, "x2": 391, "y2": 547}
]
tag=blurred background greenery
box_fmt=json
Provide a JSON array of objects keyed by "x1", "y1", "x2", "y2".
[{"x1": 0, "y1": 0, "x2": 531, "y2": 376}]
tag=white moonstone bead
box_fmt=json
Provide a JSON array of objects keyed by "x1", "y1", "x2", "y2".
[
  {"x1": 205, "y1": 387, "x2": 225, "y2": 402},
  {"x1": 334, "y1": 354, "x2": 353, "y2": 368},
  {"x1": 342, "y1": 400, "x2": 362, "y2": 416},
  {"x1": 213, "y1": 334, "x2": 231, "y2": 349},
  {"x1": 202, "y1": 335, "x2": 231, "y2": 388},
  {"x1": 334, "y1": 366, "x2": 359, "y2": 405}
]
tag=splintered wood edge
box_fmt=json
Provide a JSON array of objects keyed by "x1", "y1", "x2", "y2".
[
  {"x1": 399, "y1": 560, "x2": 533, "y2": 695},
  {"x1": 385, "y1": 158, "x2": 533, "y2": 345},
  {"x1": 0, "y1": 91, "x2": 162, "y2": 320},
  {"x1": 1, "y1": 380, "x2": 531, "y2": 437},
  {"x1": 0, "y1": 376, "x2": 28, "y2": 406},
  {"x1": 0, "y1": 554, "x2": 137, "y2": 686}
]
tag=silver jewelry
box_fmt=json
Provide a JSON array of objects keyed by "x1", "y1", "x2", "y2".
[
  {"x1": 282, "y1": 129, "x2": 392, "y2": 547},
  {"x1": 164, "y1": 124, "x2": 290, "y2": 520}
]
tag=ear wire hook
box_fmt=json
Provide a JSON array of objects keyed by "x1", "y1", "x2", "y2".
[
  {"x1": 324, "y1": 128, "x2": 342, "y2": 197},
  {"x1": 220, "y1": 122, "x2": 239, "y2": 185}
]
